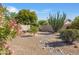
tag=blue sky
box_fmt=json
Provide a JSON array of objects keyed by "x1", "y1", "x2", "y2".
[{"x1": 3, "y1": 3, "x2": 79, "y2": 20}]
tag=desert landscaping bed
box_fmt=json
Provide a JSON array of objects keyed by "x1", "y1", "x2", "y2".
[{"x1": 8, "y1": 32, "x2": 79, "y2": 55}]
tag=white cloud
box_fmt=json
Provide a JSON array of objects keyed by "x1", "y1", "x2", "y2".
[
  {"x1": 37, "y1": 9, "x2": 51, "y2": 14},
  {"x1": 30, "y1": 9, "x2": 51, "y2": 20},
  {"x1": 41, "y1": 9, "x2": 51, "y2": 12},
  {"x1": 30, "y1": 9, "x2": 51, "y2": 14},
  {"x1": 7, "y1": 6, "x2": 18, "y2": 13},
  {"x1": 30, "y1": 9, "x2": 38, "y2": 13}
]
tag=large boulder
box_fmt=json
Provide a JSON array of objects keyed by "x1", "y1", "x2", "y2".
[{"x1": 39, "y1": 25, "x2": 53, "y2": 32}]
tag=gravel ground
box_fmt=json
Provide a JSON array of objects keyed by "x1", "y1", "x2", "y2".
[{"x1": 9, "y1": 32, "x2": 79, "y2": 55}]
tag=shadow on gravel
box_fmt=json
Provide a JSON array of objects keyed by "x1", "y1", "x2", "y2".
[
  {"x1": 45, "y1": 41, "x2": 74, "y2": 47},
  {"x1": 38, "y1": 32, "x2": 52, "y2": 35},
  {"x1": 21, "y1": 35, "x2": 33, "y2": 37}
]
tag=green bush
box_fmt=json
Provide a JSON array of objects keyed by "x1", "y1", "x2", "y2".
[
  {"x1": 29, "y1": 25, "x2": 38, "y2": 36},
  {"x1": 60, "y1": 29, "x2": 79, "y2": 44},
  {"x1": 38, "y1": 20, "x2": 48, "y2": 26},
  {"x1": 70, "y1": 16, "x2": 79, "y2": 29}
]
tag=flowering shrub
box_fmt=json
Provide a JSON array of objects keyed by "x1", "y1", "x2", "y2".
[{"x1": 0, "y1": 20, "x2": 19, "y2": 55}]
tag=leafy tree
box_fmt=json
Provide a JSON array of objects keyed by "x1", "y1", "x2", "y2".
[
  {"x1": 15, "y1": 9, "x2": 38, "y2": 25},
  {"x1": 70, "y1": 16, "x2": 79, "y2": 29},
  {"x1": 29, "y1": 11, "x2": 38, "y2": 25},
  {"x1": 48, "y1": 12, "x2": 66, "y2": 32}
]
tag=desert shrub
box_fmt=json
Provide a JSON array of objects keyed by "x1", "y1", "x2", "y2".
[
  {"x1": 29, "y1": 25, "x2": 38, "y2": 36},
  {"x1": 60, "y1": 29, "x2": 79, "y2": 44},
  {"x1": 70, "y1": 16, "x2": 79, "y2": 29},
  {"x1": 38, "y1": 20, "x2": 48, "y2": 26}
]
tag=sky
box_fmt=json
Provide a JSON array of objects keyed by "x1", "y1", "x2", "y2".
[{"x1": 2, "y1": 3, "x2": 79, "y2": 20}]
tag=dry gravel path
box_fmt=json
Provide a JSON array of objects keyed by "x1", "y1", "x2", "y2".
[
  {"x1": 9, "y1": 32, "x2": 52, "y2": 55},
  {"x1": 9, "y1": 32, "x2": 62, "y2": 55}
]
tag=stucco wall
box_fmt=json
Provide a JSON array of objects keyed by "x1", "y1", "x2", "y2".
[{"x1": 21, "y1": 25, "x2": 30, "y2": 31}]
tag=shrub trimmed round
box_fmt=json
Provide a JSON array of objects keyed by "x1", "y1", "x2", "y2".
[{"x1": 60, "y1": 29, "x2": 79, "y2": 44}]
